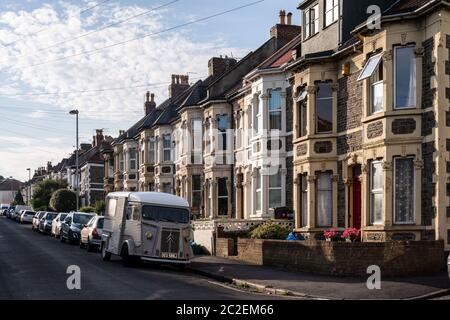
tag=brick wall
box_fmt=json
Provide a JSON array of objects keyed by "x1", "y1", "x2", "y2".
[
  {"x1": 286, "y1": 156, "x2": 294, "y2": 210},
  {"x1": 216, "y1": 238, "x2": 235, "y2": 257},
  {"x1": 337, "y1": 161, "x2": 346, "y2": 228},
  {"x1": 422, "y1": 142, "x2": 436, "y2": 226},
  {"x1": 337, "y1": 131, "x2": 362, "y2": 155},
  {"x1": 232, "y1": 238, "x2": 446, "y2": 277},
  {"x1": 337, "y1": 73, "x2": 362, "y2": 133}
]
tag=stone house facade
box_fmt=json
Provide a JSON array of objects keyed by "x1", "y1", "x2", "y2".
[{"x1": 287, "y1": 0, "x2": 450, "y2": 250}]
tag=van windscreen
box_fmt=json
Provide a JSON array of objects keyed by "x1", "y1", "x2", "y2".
[{"x1": 142, "y1": 206, "x2": 189, "y2": 224}]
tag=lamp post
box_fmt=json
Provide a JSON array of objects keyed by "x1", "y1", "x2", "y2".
[
  {"x1": 9, "y1": 176, "x2": 13, "y2": 204},
  {"x1": 26, "y1": 168, "x2": 31, "y2": 205},
  {"x1": 69, "y1": 109, "x2": 79, "y2": 211}
]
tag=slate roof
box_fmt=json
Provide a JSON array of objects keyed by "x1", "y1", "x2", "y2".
[
  {"x1": 384, "y1": 0, "x2": 434, "y2": 15},
  {"x1": 0, "y1": 179, "x2": 23, "y2": 191},
  {"x1": 257, "y1": 34, "x2": 302, "y2": 70}
]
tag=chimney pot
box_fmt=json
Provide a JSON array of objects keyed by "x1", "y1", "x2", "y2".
[
  {"x1": 151, "y1": 93, "x2": 155, "y2": 102},
  {"x1": 287, "y1": 12, "x2": 292, "y2": 25},
  {"x1": 279, "y1": 10, "x2": 286, "y2": 25},
  {"x1": 146, "y1": 91, "x2": 150, "y2": 102}
]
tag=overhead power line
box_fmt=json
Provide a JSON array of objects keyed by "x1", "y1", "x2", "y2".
[
  {"x1": 1, "y1": 0, "x2": 113, "y2": 48},
  {"x1": 17, "y1": 0, "x2": 265, "y2": 70},
  {"x1": 6, "y1": 0, "x2": 180, "y2": 62}
]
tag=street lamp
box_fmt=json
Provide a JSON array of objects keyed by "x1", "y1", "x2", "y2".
[
  {"x1": 69, "y1": 109, "x2": 79, "y2": 211},
  {"x1": 26, "y1": 168, "x2": 31, "y2": 205}
]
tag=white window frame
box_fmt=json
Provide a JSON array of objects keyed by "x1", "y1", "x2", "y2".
[
  {"x1": 394, "y1": 45, "x2": 417, "y2": 110},
  {"x1": 254, "y1": 96, "x2": 261, "y2": 135},
  {"x1": 217, "y1": 178, "x2": 229, "y2": 216},
  {"x1": 324, "y1": 0, "x2": 339, "y2": 27},
  {"x1": 300, "y1": 174, "x2": 308, "y2": 227},
  {"x1": 191, "y1": 175, "x2": 202, "y2": 210},
  {"x1": 148, "y1": 137, "x2": 156, "y2": 164},
  {"x1": 315, "y1": 83, "x2": 333, "y2": 134},
  {"x1": 393, "y1": 157, "x2": 416, "y2": 225},
  {"x1": 370, "y1": 161, "x2": 383, "y2": 225},
  {"x1": 316, "y1": 172, "x2": 333, "y2": 227},
  {"x1": 268, "y1": 168, "x2": 282, "y2": 209},
  {"x1": 163, "y1": 134, "x2": 172, "y2": 162},
  {"x1": 129, "y1": 148, "x2": 137, "y2": 171},
  {"x1": 254, "y1": 168, "x2": 262, "y2": 213},
  {"x1": 119, "y1": 153, "x2": 124, "y2": 172},
  {"x1": 304, "y1": 4, "x2": 319, "y2": 39},
  {"x1": 269, "y1": 88, "x2": 283, "y2": 131}
]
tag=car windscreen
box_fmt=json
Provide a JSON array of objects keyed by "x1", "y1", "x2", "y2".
[
  {"x1": 60, "y1": 214, "x2": 67, "y2": 220},
  {"x1": 73, "y1": 214, "x2": 93, "y2": 224},
  {"x1": 46, "y1": 213, "x2": 57, "y2": 220},
  {"x1": 96, "y1": 218, "x2": 104, "y2": 229},
  {"x1": 142, "y1": 206, "x2": 189, "y2": 224},
  {"x1": 26, "y1": 211, "x2": 36, "y2": 215}
]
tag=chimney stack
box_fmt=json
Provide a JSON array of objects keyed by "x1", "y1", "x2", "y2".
[
  {"x1": 169, "y1": 74, "x2": 190, "y2": 98},
  {"x1": 208, "y1": 56, "x2": 237, "y2": 77},
  {"x1": 270, "y1": 10, "x2": 301, "y2": 43},
  {"x1": 144, "y1": 91, "x2": 156, "y2": 115},
  {"x1": 119, "y1": 130, "x2": 125, "y2": 136},
  {"x1": 93, "y1": 129, "x2": 104, "y2": 147},
  {"x1": 279, "y1": 10, "x2": 286, "y2": 25},
  {"x1": 287, "y1": 12, "x2": 292, "y2": 25}
]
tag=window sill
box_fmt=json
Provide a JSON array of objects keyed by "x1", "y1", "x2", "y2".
[
  {"x1": 322, "y1": 19, "x2": 338, "y2": 31},
  {"x1": 362, "y1": 108, "x2": 422, "y2": 123}
]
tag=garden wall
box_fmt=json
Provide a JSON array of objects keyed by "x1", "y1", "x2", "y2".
[{"x1": 215, "y1": 238, "x2": 446, "y2": 277}]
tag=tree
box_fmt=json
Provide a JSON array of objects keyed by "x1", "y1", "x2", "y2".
[
  {"x1": 50, "y1": 189, "x2": 77, "y2": 212},
  {"x1": 79, "y1": 206, "x2": 95, "y2": 213},
  {"x1": 12, "y1": 190, "x2": 25, "y2": 206},
  {"x1": 94, "y1": 200, "x2": 106, "y2": 215},
  {"x1": 31, "y1": 179, "x2": 68, "y2": 211}
]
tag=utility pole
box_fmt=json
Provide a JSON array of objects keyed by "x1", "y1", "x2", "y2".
[{"x1": 69, "y1": 110, "x2": 80, "y2": 211}]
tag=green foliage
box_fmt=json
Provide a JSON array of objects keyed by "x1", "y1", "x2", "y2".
[
  {"x1": 79, "y1": 206, "x2": 96, "y2": 213},
  {"x1": 49, "y1": 189, "x2": 76, "y2": 212},
  {"x1": 94, "y1": 200, "x2": 106, "y2": 214},
  {"x1": 30, "y1": 179, "x2": 68, "y2": 211},
  {"x1": 12, "y1": 190, "x2": 25, "y2": 206},
  {"x1": 249, "y1": 221, "x2": 290, "y2": 240}
]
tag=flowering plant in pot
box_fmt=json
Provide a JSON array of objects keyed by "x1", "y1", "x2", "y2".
[
  {"x1": 341, "y1": 228, "x2": 361, "y2": 242},
  {"x1": 323, "y1": 228, "x2": 340, "y2": 241}
]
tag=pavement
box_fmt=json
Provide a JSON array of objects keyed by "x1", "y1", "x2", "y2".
[
  {"x1": 188, "y1": 255, "x2": 450, "y2": 300},
  {"x1": 0, "y1": 216, "x2": 287, "y2": 300}
]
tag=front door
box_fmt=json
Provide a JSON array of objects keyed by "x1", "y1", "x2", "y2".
[{"x1": 352, "y1": 166, "x2": 362, "y2": 229}]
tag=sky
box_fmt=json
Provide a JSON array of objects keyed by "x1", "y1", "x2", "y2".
[{"x1": 0, "y1": 0, "x2": 301, "y2": 181}]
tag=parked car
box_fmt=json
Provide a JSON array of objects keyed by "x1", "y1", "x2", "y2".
[
  {"x1": 14, "y1": 205, "x2": 31, "y2": 221},
  {"x1": 51, "y1": 213, "x2": 68, "y2": 238},
  {"x1": 60, "y1": 212, "x2": 96, "y2": 244},
  {"x1": 20, "y1": 210, "x2": 36, "y2": 224},
  {"x1": 14, "y1": 210, "x2": 24, "y2": 222},
  {"x1": 32, "y1": 211, "x2": 46, "y2": 231},
  {"x1": 38, "y1": 212, "x2": 58, "y2": 234},
  {"x1": 80, "y1": 216, "x2": 104, "y2": 251}
]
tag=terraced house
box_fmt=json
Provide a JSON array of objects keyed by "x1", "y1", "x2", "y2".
[{"x1": 288, "y1": 0, "x2": 450, "y2": 251}]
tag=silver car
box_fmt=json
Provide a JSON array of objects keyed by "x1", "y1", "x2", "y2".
[
  {"x1": 20, "y1": 210, "x2": 35, "y2": 224},
  {"x1": 51, "y1": 213, "x2": 68, "y2": 238},
  {"x1": 80, "y1": 216, "x2": 104, "y2": 252}
]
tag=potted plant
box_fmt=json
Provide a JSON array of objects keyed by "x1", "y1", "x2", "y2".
[
  {"x1": 323, "y1": 228, "x2": 340, "y2": 242},
  {"x1": 341, "y1": 228, "x2": 361, "y2": 242}
]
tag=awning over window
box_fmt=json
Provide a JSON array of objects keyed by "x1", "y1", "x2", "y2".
[
  {"x1": 296, "y1": 90, "x2": 308, "y2": 102},
  {"x1": 357, "y1": 53, "x2": 383, "y2": 81}
]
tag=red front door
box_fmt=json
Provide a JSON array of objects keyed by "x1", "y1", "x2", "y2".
[{"x1": 352, "y1": 166, "x2": 362, "y2": 229}]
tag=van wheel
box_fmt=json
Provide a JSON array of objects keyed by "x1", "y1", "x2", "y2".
[
  {"x1": 101, "y1": 243, "x2": 111, "y2": 261},
  {"x1": 121, "y1": 245, "x2": 138, "y2": 267}
]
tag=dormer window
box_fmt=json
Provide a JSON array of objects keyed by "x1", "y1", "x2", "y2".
[
  {"x1": 324, "y1": 0, "x2": 339, "y2": 27},
  {"x1": 304, "y1": 4, "x2": 319, "y2": 39}
]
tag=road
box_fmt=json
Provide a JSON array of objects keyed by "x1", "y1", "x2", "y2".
[{"x1": 0, "y1": 216, "x2": 282, "y2": 300}]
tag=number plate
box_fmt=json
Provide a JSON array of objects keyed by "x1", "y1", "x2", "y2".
[{"x1": 161, "y1": 253, "x2": 178, "y2": 259}]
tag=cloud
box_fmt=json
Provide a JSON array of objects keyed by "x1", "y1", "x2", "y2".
[{"x1": 0, "y1": 2, "x2": 246, "y2": 121}]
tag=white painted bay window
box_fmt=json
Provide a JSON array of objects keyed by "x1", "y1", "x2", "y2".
[
  {"x1": 394, "y1": 157, "x2": 415, "y2": 224},
  {"x1": 163, "y1": 134, "x2": 171, "y2": 162},
  {"x1": 370, "y1": 161, "x2": 383, "y2": 225},
  {"x1": 254, "y1": 168, "x2": 262, "y2": 213},
  {"x1": 192, "y1": 175, "x2": 202, "y2": 211},
  {"x1": 119, "y1": 153, "x2": 124, "y2": 172},
  {"x1": 148, "y1": 137, "x2": 156, "y2": 164},
  {"x1": 269, "y1": 168, "x2": 282, "y2": 209},
  {"x1": 394, "y1": 45, "x2": 416, "y2": 109},
  {"x1": 316, "y1": 172, "x2": 332, "y2": 227},
  {"x1": 129, "y1": 148, "x2": 137, "y2": 171},
  {"x1": 269, "y1": 89, "x2": 282, "y2": 131},
  {"x1": 192, "y1": 119, "x2": 203, "y2": 164},
  {"x1": 218, "y1": 178, "x2": 228, "y2": 216}
]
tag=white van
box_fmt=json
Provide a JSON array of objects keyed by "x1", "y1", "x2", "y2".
[{"x1": 101, "y1": 192, "x2": 193, "y2": 266}]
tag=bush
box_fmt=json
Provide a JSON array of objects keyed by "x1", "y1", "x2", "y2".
[
  {"x1": 31, "y1": 179, "x2": 69, "y2": 211},
  {"x1": 50, "y1": 189, "x2": 77, "y2": 212},
  {"x1": 94, "y1": 200, "x2": 106, "y2": 214},
  {"x1": 250, "y1": 221, "x2": 290, "y2": 240},
  {"x1": 79, "y1": 206, "x2": 96, "y2": 213}
]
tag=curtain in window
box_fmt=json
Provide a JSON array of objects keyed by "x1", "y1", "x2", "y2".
[
  {"x1": 394, "y1": 158, "x2": 415, "y2": 223},
  {"x1": 316, "y1": 173, "x2": 332, "y2": 227}
]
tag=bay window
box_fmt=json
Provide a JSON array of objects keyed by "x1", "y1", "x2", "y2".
[
  {"x1": 192, "y1": 119, "x2": 202, "y2": 164},
  {"x1": 358, "y1": 52, "x2": 384, "y2": 114},
  {"x1": 297, "y1": 88, "x2": 307, "y2": 137},
  {"x1": 316, "y1": 172, "x2": 332, "y2": 227},
  {"x1": 218, "y1": 178, "x2": 228, "y2": 216},
  {"x1": 162, "y1": 182, "x2": 172, "y2": 194},
  {"x1": 119, "y1": 153, "x2": 124, "y2": 172},
  {"x1": 254, "y1": 168, "x2": 262, "y2": 212},
  {"x1": 163, "y1": 134, "x2": 171, "y2": 162},
  {"x1": 269, "y1": 168, "x2": 282, "y2": 209},
  {"x1": 394, "y1": 157, "x2": 415, "y2": 224},
  {"x1": 316, "y1": 83, "x2": 333, "y2": 133},
  {"x1": 370, "y1": 161, "x2": 383, "y2": 225},
  {"x1": 269, "y1": 89, "x2": 282, "y2": 131},
  {"x1": 253, "y1": 96, "x2": 261, "y2": 135},
  {"x1": 394, "y1": 45, "x2": 416, "y2": 109},
  {"x1": 325, "y1": 0, "x2": 339, "y2": 27},
  {"x1": 129, "y1": 148, "x2": 137, "y2": 171},
  {"x1": 300, "y1": 174, "x2": 308, "y2": 227},
  {"x1": 192, "y1": 175, "x2": 202, "y2": 210}
]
